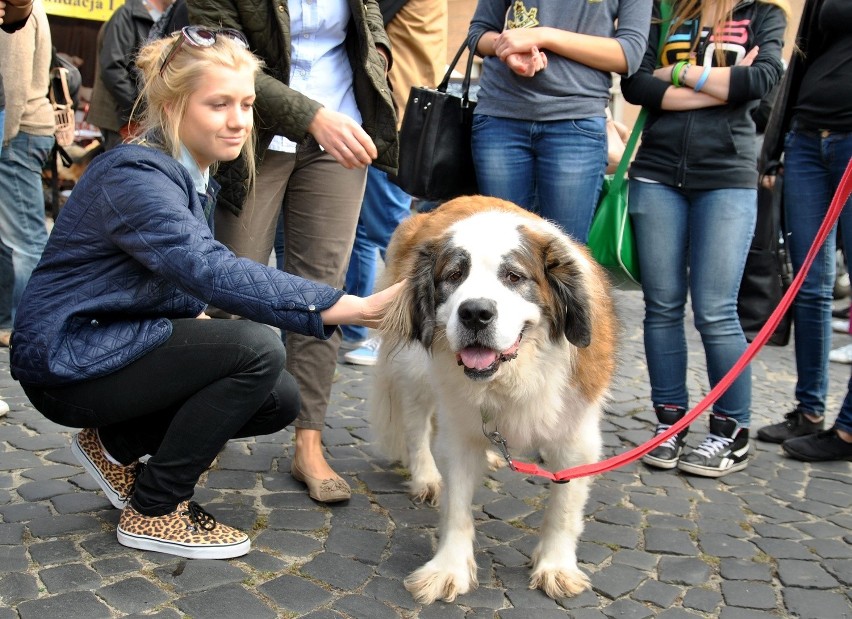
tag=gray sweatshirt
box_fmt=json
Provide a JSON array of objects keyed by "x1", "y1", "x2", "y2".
[{"x1": 468, "y1": 0, "x2": 652, "y2": 121}]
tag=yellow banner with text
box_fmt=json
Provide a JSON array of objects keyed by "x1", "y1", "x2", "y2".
[{"x1": 44, "y1": 0, "x2": 125, "y2": 22}]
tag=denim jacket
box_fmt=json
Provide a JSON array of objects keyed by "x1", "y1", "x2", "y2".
[{"x1": 11, "y1": 144, "x2": 344, "y2": 387}]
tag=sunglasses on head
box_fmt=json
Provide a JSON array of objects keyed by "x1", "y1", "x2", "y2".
[{"x1": 160, "y1": 26, "x2": 250, "y2": 76}]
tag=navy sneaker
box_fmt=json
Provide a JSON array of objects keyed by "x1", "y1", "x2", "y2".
[
  {"x1": 642, "y1": 405, "x2": 688, "y2": 470},
  {"x1": 678, "y1": 414, "x2": 749, "y2": 478}
]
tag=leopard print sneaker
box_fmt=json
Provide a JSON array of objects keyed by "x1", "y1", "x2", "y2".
[
  {"x1": 71, "y1": 428, "x2": 139, "y2": 509},
  {"x1": 117, "y1": 500, "x2": 250, "y2": 559}
]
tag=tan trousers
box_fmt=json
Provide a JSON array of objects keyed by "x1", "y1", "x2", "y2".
[
  {"x1": 385, "y1": 0, "x2": 448, "y2": 122},
  {"x1": 213, "y1": 140, "x2": 368, "y2": 430}
]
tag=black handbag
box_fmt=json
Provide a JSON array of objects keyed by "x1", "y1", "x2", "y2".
[
  {"x1": 390, "y1": 38, "x2": 479, "y2": 201},
  {"x1": 738, "y1": 177, "x2": 792, "y2": 346}
]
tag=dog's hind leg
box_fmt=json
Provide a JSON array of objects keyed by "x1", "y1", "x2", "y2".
[
  {"x1": 400, "y1": 392, "x2": 442, "y2": 505},
  {"x1": 529, "y1": 409, "x2": 602, "y2": 599},
  {"x1": 371, "y1": 344, "x2": 442, "y2": 504}
]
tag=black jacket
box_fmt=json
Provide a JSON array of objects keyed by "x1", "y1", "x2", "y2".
[
  {"x1": 759, "y1": 0, "x2": 822, "y2": 175},
  {"x1": 621, "y1": 0, "x2": 787, "y2": 189},
  {"x1": 90, "y1": 0, "x2": 156, "y2": 127}
]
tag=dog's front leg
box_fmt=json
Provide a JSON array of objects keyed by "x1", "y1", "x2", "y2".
[
  {"x1": 530, "y1": 415, "x2": 602, "y2": 598},
  {"x1": 404, "y1": 426, "x2": 487, "y2": 604}
]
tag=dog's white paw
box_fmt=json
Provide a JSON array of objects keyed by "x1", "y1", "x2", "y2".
[
  {"x1": 406, "y1": 477, "x2": 442, "y2": 506},
  {"x1": 404, "y1": 559, "x2": 477, "y2": 604},
  {"x1": 486, "y1": 449, "x2": 508, "y2": 471},
  {"x1": 529, "y1": 564, "x2": 590, "y2": 599}
]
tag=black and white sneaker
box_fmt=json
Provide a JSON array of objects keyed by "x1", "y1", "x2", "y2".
[
  {"x1": 678, "y1": 414, "x2": 749, "y2": 478},
  {"x1": 642, "y1": 405, "x2": 688, "y2": 469}
]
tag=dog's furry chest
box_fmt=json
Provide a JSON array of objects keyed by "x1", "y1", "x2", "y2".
[{"x1": 430, "y1": 347, "x2": 585, "y2": 450}]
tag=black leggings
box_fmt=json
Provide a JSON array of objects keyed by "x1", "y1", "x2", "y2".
[{"x1": 23, "y1": 319, "x2": 299, "y2": 516}]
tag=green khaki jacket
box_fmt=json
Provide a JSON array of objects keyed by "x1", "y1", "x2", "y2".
[{"x1": 187, "y1": 0, "x2": 399, "y2": 215}]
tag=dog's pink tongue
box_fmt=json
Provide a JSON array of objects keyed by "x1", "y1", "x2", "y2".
[{"x1": 459, "y1": 347, "x2": 498, "y2": 370}]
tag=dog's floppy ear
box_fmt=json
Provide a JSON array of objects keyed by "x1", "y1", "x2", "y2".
[
  {"x1": 409, "y1": 241, "x2": 438, "y2": 347},
  {"x1": 380, "y1": 240, "x2": 438, "y2": 349},
  {"x1": 543, "y1": 237, "x2": 592, "y2": 348}
]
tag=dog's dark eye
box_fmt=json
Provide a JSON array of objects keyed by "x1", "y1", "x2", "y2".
[
  {"x1": 447, "y1": 270, "x2": 463, "y2": 282},
  {"x1": 506, "y1": 271, "x2": 524, "y2": 284}
]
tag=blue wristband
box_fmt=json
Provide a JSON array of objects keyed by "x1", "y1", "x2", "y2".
[{"x1": 694, "y1": 64, "x2": 711, "y2": 92}]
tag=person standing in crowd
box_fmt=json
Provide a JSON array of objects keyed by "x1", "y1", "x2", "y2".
[
  {"x1": 755, "y1": 0, "x2": 852, "y2": 462},
  {"x1": 0, "y1": 0, "x2": 53, "y2": 351},
  {"x1": 466, "y1": 0, "x2": 651, "y2": 243},
  {"x1": 0, "y1": 0, "x2": 34, "y2": 418},
  {"x1": 187, "y1": 0, "x2": 398, "y2": 503},
  {"x1": 0, "y1": 0, "x2": 33, "y2": 146},
  {"x1": 11, "y1": 30, "x2": 402, "y2": 559},
  {"x1": 621, "y1": 0, "x2": 789, "y2": 477},
  {"x1": 87, "y1": 0, "x2": 178, "y2": 150},
  {"x1": 341, "y1": 0, "x2": 448, "y2": 365}
]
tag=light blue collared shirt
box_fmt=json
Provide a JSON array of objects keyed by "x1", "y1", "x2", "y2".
[
  {"x1": 268, "y1": 0, "x2": 360, "y2": 153},
  {"x1": 177, "y1": 143, "x2": 210, "y2": 195}
]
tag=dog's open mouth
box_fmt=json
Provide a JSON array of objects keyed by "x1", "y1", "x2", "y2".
[{"x1": 456, "y1": 334, "x2": 522, "y2": 380}]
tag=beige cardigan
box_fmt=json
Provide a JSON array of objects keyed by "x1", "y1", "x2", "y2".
[{"x1": 0, "y1": 0, "x2": 54, "y2": 143}]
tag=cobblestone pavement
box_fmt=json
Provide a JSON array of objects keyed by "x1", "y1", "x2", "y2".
[{"x1": 0, "y1": 288, "x2": 850, "y2": 619}]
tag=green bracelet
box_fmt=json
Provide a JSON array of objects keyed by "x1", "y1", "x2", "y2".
[{"x1": 671, "y1": 61, "x2": 688, "y2": 87}]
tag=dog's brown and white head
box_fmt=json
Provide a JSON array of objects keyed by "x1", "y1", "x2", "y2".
[{"x1": 381, "y1": 196, "x2": 615, "y2": 388}]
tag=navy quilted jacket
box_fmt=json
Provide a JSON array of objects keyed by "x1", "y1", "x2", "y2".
[{"x1": 11, "y1": 144, "x2": 344, "y2": 387}]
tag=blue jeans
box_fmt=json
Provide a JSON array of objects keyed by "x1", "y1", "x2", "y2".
[
  {"x1": 471, "y1": 115, "x2": 607, "y2": 243},
  {"x1": 0, "y1": 132, "x2": 53, "y2": 329},
  {"x1": 783, "y1": 126, "x2": 852, "y2": 416},
  {"x1": 629, "y1": 181, "x2": 757, "y2": 426},
  {"x1": 341, "y1": 167, "x2": 412, "y2": 343}
]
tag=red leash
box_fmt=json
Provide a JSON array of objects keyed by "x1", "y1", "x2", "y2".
[{"x1": 497, "y1": 157, "x2": 852, "y2": 483}]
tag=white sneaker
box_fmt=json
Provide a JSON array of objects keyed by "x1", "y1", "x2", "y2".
[
  {"x1": 0, "y1": 399, "x2": 8, "y2": 418},
  {"x1": 829, "y1": 343, "x2": 852, "y2": 364},
  {"x1": 339, "y1": 337, "x2": 366, "y2": 351},
  {"x1": 831, "y1": 319, "x2": 850, "y2": 334},
  {"x1": 343, "y1": 337, "x2": 380, "y2": 366}
]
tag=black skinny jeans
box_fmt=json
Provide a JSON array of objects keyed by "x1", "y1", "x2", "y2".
[{"x1": 23, "y1": 319, "x2": 299, "y2": 516}]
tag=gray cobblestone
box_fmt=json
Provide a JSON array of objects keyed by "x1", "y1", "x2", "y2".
[
  {"x1": 682, "y1": 586, "x2": 722, "y2": 613},
  {"x1": 720, "y1": 581, "x2": 778, "y2": 610},
  {"x1": 0, "y1": 571, "x2": 39, "y2": 605},
  {"x1": 175, "y1": 583, "x2": 276, "y2": 619},
  {"x1": 97, "y1": 576, "x2": 170, "y2": 614},
  {"x1": 16, "y1": 590, "x2": 112, "y2": 619},
  {"x1": 776, "y1": 558, "x2": 841, "y2": 589},
  {"x1": 782, "y1": 588, "x2": 852, "y2": 619}
]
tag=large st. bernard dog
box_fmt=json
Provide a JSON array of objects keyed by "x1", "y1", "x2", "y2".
[{"x1": 371, "y1": 196, "x2": 617, "y2": 604}]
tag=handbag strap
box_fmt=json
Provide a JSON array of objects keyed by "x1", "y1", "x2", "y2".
[
  {"x1": 437, "y1": 35, "x2": 482, "y2": 107},
  {"x1": 50, "y1": 66, "x2": 73, "y2": 108},
  {"x1": 608, "y1": 0, "x2": 672, "y2": 192}
]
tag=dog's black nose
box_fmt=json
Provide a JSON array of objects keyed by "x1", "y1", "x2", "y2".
[{"x1": 458, "y1": 298, "x2": 497, "y2": 331}]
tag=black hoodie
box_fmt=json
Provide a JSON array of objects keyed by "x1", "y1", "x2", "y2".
[{"x1": 621, "y1": 0, "x2": 788, "y2": 190}]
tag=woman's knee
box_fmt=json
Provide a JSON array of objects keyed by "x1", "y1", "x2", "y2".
[
  {"x1": 274, "y1": 370, "x2": 300, "y2": 428},
  {"x1": 233, "y1": 321, "x2": 287, "y2": 376},
  {"x1": 242, "y1": 370, "x2": 300, "y2": 438}
]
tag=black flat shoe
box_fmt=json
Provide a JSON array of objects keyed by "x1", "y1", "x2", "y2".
[{"x1": 782, "y1": 430, "x2": 852, "y2": 462}]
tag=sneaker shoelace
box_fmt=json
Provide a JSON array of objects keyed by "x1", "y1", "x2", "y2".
[
  {"x1": 653, "y1": 424, "x2": 680, "y2": 451},
  {"x1": 183, "y1": 501, "x2": 217, "y2": 531},
  {"x1": 360, "y1": 337, "x2": 380, "y2": 353},
  {"x1": 692, "y1": 433, "x2": 733, "y2": 459},
  {"x1": 783, "y1": 410, "x2": 802, "y2": 428}
]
